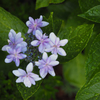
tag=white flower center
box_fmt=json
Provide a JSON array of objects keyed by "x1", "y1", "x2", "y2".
[
  {"x1": 45, "y1": 63, "x2": 49, "y2": 66},
  {"x1": 14, "y1": 53, "x2": 18, "y2": 58},
  {"x1": 53, "y1": 45, "x2": 57, "y2": 48},
  {"x1": 40, "y1": 39, "x2": 44, "y2": 43},
  {"x1": 34, "y1": 23, "x2": 37, "y2": 28}
]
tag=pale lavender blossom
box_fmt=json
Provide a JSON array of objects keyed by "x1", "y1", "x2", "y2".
[
  {"x1": 5, "y1": 47, "x2": 27, "y2": 67},
  {"x1": 12, "y1": 62, "x2": 41, "y2": 88},
  {"x1": 35, "y1": 52, "x2": 59, "y2": 78},
  {"x1": 45, "y1": 32, "x2": 68, "y2": 56},
  {"x1": 26, "y1": 15, "x2": 49, "y2": 35},
  {"x1": 31, "y1": 30, "x2": 50, "y2": 53},
  {"x1": 2, "y1": 29, "x2": 27, "y2": 52}
]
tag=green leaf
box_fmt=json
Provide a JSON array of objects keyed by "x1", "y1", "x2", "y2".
[
  {"x1": 63, "y1": 53, "x2": 86, "y2": 88},
  {"x1": 17, "y1": 81, "x2": 42, "y2": 100},
  {"x1": 86, "y1": 34, "x2": 100, "y2": 83},
  {"x1": 78, "y1": 0, "x2": 100, "y2": 12},
  {"x1": 0, "y1": 7, "x2": 27, "y2": 48},
  {"x1": 58, "y1": 24, "x2": 94, "y2": 63},
  {"x1": 78, "y1": 5, "x2": 100, "y2": 23},
  {"x1": 76, "y1": 72, "x2": 100, "y2": 100},
  {"x1": 43, "y1": 12, "x2": 63, "y2": 35},
  {"x1": 35, "y1": 0, "x2": 64, "y2": 10}
]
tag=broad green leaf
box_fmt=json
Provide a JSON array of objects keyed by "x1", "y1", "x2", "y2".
[
  {"x1": 63, "y1": 53, "x2": 86, "y2": 88},
  {"x1": 17, "y1": 81, "x2": 42, "y2": 100},
  {"x1": 48, "y1": 0, "x2": 77, "y2": 19},
  {"x1": 78, "y1": 0, "x2": 100, "y2": 12},
  {"x1": 0, "y1": 7, "x2": 27, "y2": 48},
  {"x1": 86, "y1": 34, "x2": 100, "y2": 83},
  {"x1": 57, "y1": 7, "x2": 88, "y2": 40},
  {"x1": 76, "y1": 72, "x2": 100, "y2": 100},
  {"x1": 58, "y1": 24, "x2": 94, "y2": 63},
  {"x1": 35, "y1": 0, "x2": 64, "y2": 10},
  {"x1": 78, "y1": 5, "x2": 100, "y2": 23},
  {"x1": 43, "y1": 12, "x2": 63, "y2": 35}
]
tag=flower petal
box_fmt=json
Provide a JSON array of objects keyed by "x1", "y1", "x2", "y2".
[
  {"x1": 39, "y1": 43, "x2": 45, "y2": 53},
  {"x1": 45, "y1": 47, "x2": 53, "y2": 52},
  {"x1": 15, "y1": 32, "x2": 21, "y2": 41},
  {"x1": 57, "y1": 48, "x2": 66, "y2": 56},
  {"x1": 35, "y1": 30, "x2": 42, "y2": 40},
  {"x1": 52, "y1": 48, "x2": 57, "y2": 55},
  {"x1": 5, "y1": 58, "x2": 13, "y2": 63},
  {"x1": 37, "y1": 15, "x2": 43, "y2": 23},
  {"x1": 31, "y1": 40, "x2": 39, "y2": 46},
  {"x1": 49, "y1": 61, "x2": 59, "y2": 66},
  {"x1": 26, "y1": 21, "x2": 31, "y2": 26},
  {"x1": 29, "y1": 17, "x2": 34, "y2": 23},
  {"x1": 37, "y1": 27, "x2": 43, "y2": 33},
  {"x1": 35, "y1": 61, "x2": 41, "y2": 66},
  {"x1": 55, "y1": 37, "x2": 60, "y2": 45},
  {"x1": 48, "y1": 67, "x2": 55, "y2": 76},
  {"x1": 30, "y1": 73, "x2": 41, "y2": 81},
  {"x1": 29, "y1": 77, "x2": 36, "y2": 85},
  {"x1": 24, "y1": 77, "x2": 31, "y2": 88},
  {"x1": 18, "y1": 68, "x2": 26, "y2": 75},
  {"x1": 59, "y1": 39, "x2": 68, "y2": 46},
  {"x1": 15, "y1": 58, "x2": 20, "y2": 67},
  {"x1": 16, "y1": 77, "x2": 24, "y2": 83},
  {"x1": 12, "y1": 69, "x2": 26, "y2": 77},
  {"x1": 27, "y1": 29, "x2": 33, "y2": 34},
  {"x1": 2, "y1": 45, "x2": 10, "y2": 51},
  {"x1": 9, "y1": 29, "x2": 16, "y2": 42},
  {"x1": 26, "y1": 62, "x2": 33, "y2": 73},
  {"x1": 18, "y1": 54, "x2": 27, "y2": 59},
  {"x1": 32, "y1": 29, "x2": 36, "y2": 35},
  {"x1": 49, "y1": 54, "x2": 58, "y2": 61},
  {"x1": 40, "y1": 68, "x2": 47, "y2": 78},
  {"x1": 42, "y1": 52, "x2": 48, "y2": 61},
  {"x1": 49, "y1": 32, "x2": 56, "y2": 44},
  {"x1": 41, "y1": 21, "x2": 49, "y2": 27}
]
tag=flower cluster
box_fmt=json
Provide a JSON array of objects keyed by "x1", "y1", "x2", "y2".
[
  {"x1": 2, "y1": 29, "x2": 27, "y2": 67},
  {"x1": 2, "y1": 15, "x2": 68, "y2": 88}
]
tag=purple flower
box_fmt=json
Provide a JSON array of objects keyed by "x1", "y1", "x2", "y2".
[
  {"x1": 35, "y1": 52, "x2": 59, "y2": 78},
  {"x1": 2, "y1": 29, "x2": 27, "y2": 52},
  {"x1": 5, "y1": 47, "x2": 27, "y2": 67},
  {"x1": 12, "y1": 62, "x2": 41, "y2": 88},
  {"x1": 26, "y1": 15, "x2": 49, "y2": 35},
  {"x1": 31, "y1": 30, "x2": 50, "y2": 53},
  {"x1": 46, "y1": 32, "x2": 68, "y2": 56}
]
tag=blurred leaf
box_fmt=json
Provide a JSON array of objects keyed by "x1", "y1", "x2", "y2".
[
  {"x1": 35, "y1": 0, "x2": 65, "y2": 10},
  {"x1": 79, "y1": 5, "x2": 100, "y2": 23},
  {"x1": 57, "y1": 8, "x2": 88, "y2": 40},
  {"x1": 0, "y1": 7, "x2": 27, "y2": 48},
  {"x1": 63, "y1": 54, "x2": 86, "y2": 88},
  {"x1": 76, "y1": 72, "x2": 100, "y2": 100},
  {"x1": 48, "y1": 0, "x2": 78, "y2": 19},
  {"x1": 43, "y1": 12, "x2": 63, "y2": 35},
  {"x1": 78, "y1": 0, "x2": 100, "y2": 12},
  {"x1": 58, "y1": 24, "x2": 94, "y2": 63},
  {"x1": 32, "y1": 76, "x2": 62, "y2": 100},
  {"x1": 76, "y1": 34, "x2": 100, "y2": 100},
  {"x1": 17, "y1": 81, "x2": 42, "y2": 100},
  {"x1": 86, "y1": 34, "x2": 100, "y2": 83}
]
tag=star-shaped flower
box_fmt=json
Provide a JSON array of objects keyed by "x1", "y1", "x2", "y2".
[
  {"x1": 2, "y1": 29, "x2": 27, "y2": 52},
  {"x1": 35, "y1": 52, "x2": 59, "y2": 78},
  {"x1": 12, "y1": 62, "x2": 41, "y2": 88},
  {"x1": 26, "y1": 15, "x2": 49, "y2": 35},
  {"x1": 46, "y1": 32, "x2": 68, "y2": 56},
  {"x1": 31, "y1": 30, "x2": 50, "y2": 53},
  {"x1": 5, "y1": 47, "x2": 27, "y2": 67}
]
